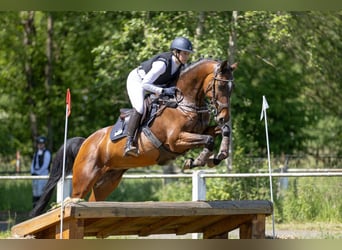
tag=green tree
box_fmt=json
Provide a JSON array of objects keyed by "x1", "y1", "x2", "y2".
[{"x1": 0, "y1": 11, "x2": 341, "y2": 163}]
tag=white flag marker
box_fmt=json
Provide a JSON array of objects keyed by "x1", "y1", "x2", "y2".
[{"x1": 260, "y1": 95, "x2": 275, "y2": 239}]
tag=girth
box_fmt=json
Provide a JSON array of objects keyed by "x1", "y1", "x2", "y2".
[{"x1": 142, "y1": 127, "x2": 180, "y2": 165}]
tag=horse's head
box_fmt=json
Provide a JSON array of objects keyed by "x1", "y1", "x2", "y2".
[
  {"x1": 175, "y1": 59, "x2": 236, "y2": 126},
  {"x1": 204, "y1": 60, "x2": 237, "y2": 125}
]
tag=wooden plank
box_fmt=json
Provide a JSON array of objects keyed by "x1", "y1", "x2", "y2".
[
  {"x1": 11, "y1": 206, "x2": 72, "y2": 237},
  {"x1": 252, "y1": 214, "x2": 266, "y2": 239},
  {"x1": 239, "y1": 222, "x2": 252, "y2": 239},
  {"x1": 97, "y1": 217, "x2": 144, "y2": 238},
  {"x1": 84, "y1": 218, "x2": 119, "y2": 234},
  {"x1": 203, "y1": 214, "x2": 254, "y2": 239},
  {"x1": 55, "y1": 218, "x2": 84, "y2": 239},
  {"x1": 35, "y1": 224, "x2": 58, "y2": 239},
  {"x1": 70, "y1": 200, "x2": 272, "y2": 218},
  {"x1": 239, "y1": 214, "x2": 266, "y2": 239},
  {"x1": 138, "y1": 216, "x2": 182, "y2": 236},
  {"x1": 176, "y1": 215, "x2": 224, "y2": 235}
]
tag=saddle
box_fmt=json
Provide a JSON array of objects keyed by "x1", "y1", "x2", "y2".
[{"x1": 110, "y1": 95, "x2": 177, "y2": 142}]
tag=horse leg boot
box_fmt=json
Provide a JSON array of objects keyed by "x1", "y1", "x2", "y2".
[
  {"x1": 217, "y1": 124, "x2": 230, "y2": 160},
  {"x1": 183, "y1": 136, "x2": 214, "y2": 169},
  {"x1": 124, "y1": 109, "x2": 142, "y2": 157}
]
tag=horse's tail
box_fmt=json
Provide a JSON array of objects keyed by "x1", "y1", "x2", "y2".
[{"x1": 29, "y1": 137, "x2": 86, "y2": 218}]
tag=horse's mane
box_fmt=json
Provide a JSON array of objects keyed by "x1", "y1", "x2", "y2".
[{"x1": 180, "y1": 58, "x2": 219, "y2": 76}]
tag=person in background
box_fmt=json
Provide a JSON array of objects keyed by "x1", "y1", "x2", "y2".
[
  {"x1": 30, "y1": 135, "x2": 51, "y2": 208},
  {"x1": 124, "y1": 36, "x2": 194, "y2": 157}
]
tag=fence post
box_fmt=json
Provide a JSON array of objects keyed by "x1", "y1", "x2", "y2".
[
  {"x1": 192, "y1": 170, "x2": 206, "y2": 201},
  {"x1": 16, "y1": 151, "x2": 21, "y2": 173},
  {"x1": 192, "y1": 170, "x2": 206, "y2": 239},
  {"x1": 57, "y1": 176, "x2": 72, "y2": 203}
]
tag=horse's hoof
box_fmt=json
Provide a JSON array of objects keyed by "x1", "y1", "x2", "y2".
[
  {"x1": 207, "y1": 157, "x2": 222, "y2": 168},
  {"x1": 183, "y1": 158, "x2": 194, "y2": 170},
  {"x1": 207, "y1": 158, "x2": 215, "y2": 168}
]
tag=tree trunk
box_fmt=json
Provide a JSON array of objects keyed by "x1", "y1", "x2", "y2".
[
  {"x1": 21, "y1": 11, "x2": 37, "y2": 149},
  {"x1": 45, "y1": 13, "x2": 53, "y2": 150},
  {"x1": 194, "y1": 11, "x2": 205, "y2": 51}
]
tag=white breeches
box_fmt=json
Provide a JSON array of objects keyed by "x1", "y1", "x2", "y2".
[{"x1": 126, "y1": 68, "x2": 145, "y2": 114}]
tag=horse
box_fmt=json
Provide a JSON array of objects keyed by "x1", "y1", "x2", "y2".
[{"x1": 29, "y1": 58, "x2": 236, "y2": 217}]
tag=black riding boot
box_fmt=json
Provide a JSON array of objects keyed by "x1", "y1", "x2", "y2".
[{"x1": 124, "y1": 109, "x2": 142, "y2": 157}]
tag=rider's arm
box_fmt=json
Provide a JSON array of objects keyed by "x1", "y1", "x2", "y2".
[{"x1": 141, "y1": 60, "x2": 166, "y2": 94}]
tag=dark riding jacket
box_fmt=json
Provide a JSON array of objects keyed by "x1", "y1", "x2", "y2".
[{"x1": 140, "y1": 52, "x2": 183, "y2": 87}]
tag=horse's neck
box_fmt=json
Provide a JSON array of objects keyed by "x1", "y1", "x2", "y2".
[{"x1": 177, "y1": 66, "x2": 211, "y2": 105}]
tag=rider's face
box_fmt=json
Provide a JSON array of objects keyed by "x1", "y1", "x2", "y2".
[{"x1": 178, "y1": 51, "x2": 191, "y2": 64}]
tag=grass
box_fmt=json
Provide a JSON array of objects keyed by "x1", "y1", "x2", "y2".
[{"x1": 264, "y1": 220, "x2": 342, "y2": 239}]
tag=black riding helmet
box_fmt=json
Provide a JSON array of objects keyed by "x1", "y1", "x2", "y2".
[
  {"x1": 170, "y1": 37, "x2": 194, "y2": 53},
  {"x1": 36, "y1": 136, "x2": 47, "y2": 144}
]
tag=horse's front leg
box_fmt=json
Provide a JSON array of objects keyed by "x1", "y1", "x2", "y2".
[
  {"x1": 207, "y1": 124, "x2": 231, "y2": 168},
  {"x1": 217, "y1": 124, "x2": 230, "y2": 160},
  {"x1": 173, "y1": 132, "x2": 215, "y2": 170}
]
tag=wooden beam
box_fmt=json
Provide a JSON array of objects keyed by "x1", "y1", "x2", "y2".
[
  {"x1": 11, "y1": 206, "x2": 71, "y2": 237},
  {"x1": 55, "y1": 218, "x2": 84, "y2": 239},
  {"x1": 203, "y1": 214, "x2": 254, "y2": 239},
  {"x1": 138, "y1": 216, "x2": 182, "y2": 236},
  {"x1": 240, "y1": 214, "x2": 266, "y2": 239},
  {"x1": 70, "y1": 200, "x2": 273, "y2": 218},
  {"x1": 96, "y1": 217, "x2": 143, "y2": 238},
  {"x1": 176, "y1": 215, "x2": 223, "y2": 235}
]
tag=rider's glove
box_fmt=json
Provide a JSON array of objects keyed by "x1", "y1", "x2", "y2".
[{"x1": 162, "y1": 87, "x2": 177, "y2": 97}]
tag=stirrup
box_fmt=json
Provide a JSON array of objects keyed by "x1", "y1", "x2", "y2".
[
  {"x1": 124, "y1": 147, "x2": 139, "y2": 157},
  {"x1": 124, "y1": 140, "x2": 139, "y2": 157}
]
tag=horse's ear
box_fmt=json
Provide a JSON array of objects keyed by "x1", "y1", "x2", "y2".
[
  {"x1": 220, "y1": 60, "x2": 229, "y2": 72},
  {"x1": 230, "y1": 62, "x2": 238, "y2": 71}
]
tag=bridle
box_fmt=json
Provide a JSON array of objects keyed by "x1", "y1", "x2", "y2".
[
  {"x1": 205, "y1": 64, "x2": 235, "y2": 116},
  {"x1": 172, "y1": 61, "x2": 234, "y2": 119}
]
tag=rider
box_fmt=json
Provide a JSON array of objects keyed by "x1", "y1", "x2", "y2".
[{"x1": 124, "y1": 36, "x2": 194, "y2": 157}]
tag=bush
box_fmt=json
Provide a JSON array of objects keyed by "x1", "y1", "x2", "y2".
[
  {"x1": 155, "y1": 179, "x2": 192, "y2": 201},
  {"x1": 281, "y1": 177, "x2": 342, "y2": 222},
  {"x1": 105, "y1": 178, "x2": 163, "y2": 201}
]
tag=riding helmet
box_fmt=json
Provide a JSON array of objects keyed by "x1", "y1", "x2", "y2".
[
  {"x1": 170, "y1": 37, "x2": 194, "y2": 53},
  {"x1": 36, "y1": 136, "x2": 47, "y2": 144}
]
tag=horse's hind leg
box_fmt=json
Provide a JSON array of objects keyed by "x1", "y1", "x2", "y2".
[
  {"x1": 71, "y1": 154, "x2": 102, "y2": 199},
  {"x1": 88, "y1": 169, "x2": 128, "y2": 201}
]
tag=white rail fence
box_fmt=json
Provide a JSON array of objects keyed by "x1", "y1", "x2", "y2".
[{"x1": 1, "y1": 170, "x2": 342, "y2": 202}]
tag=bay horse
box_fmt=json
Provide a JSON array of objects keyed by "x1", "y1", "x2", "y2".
[{"x1": 30, "y1": 58, "x2": 236, "y2": 217}]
